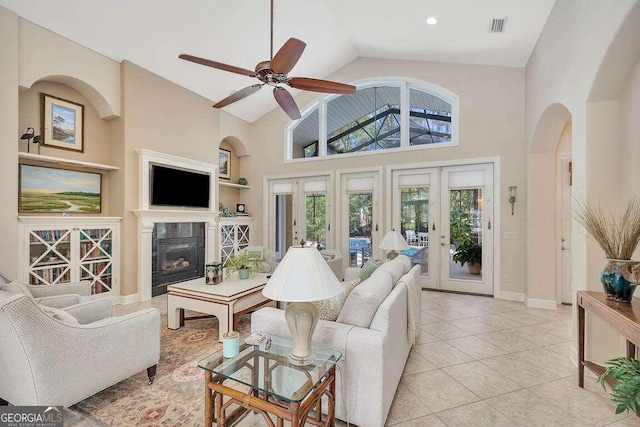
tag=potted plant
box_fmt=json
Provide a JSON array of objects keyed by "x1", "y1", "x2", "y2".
[
  {"x1": 452, "y1": 239, "x2": 482, "y2": 275},
  {"x1": 574, "y1": 197, "x2": 640, "y2": 302},
  {"x1": 225, "y1": 254, "x2": 263, "y2": 280},
  {"x1": 598, "y1": 357, "x2": 640, "y2": 415}
]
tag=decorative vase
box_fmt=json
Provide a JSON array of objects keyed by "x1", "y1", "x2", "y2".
[
  {"x1": 238, "y1": 268, "x2": 250, "y2": 280},
  {"x1": 467, "y1": 263, "x2": 482, "y2": 275},
  {"x1": 238, "y1": 177, "x2": 248, "y2": 185},
  {"x1": 600, "y1": 259, "x2": 637, "y2": 302}
]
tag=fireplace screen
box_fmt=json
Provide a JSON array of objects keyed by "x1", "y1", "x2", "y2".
[{"x1": 152, "y1": 223, "x2": 205, "y2": 296}]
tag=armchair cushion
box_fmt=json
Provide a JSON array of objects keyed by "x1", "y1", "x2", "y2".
[
  {"x1": 63, "y1": 299, "x2": 113, "y2": 324},
  {"x1": 312, "y1": 278, "x2": 361, "y2": 321},
  {"x1": 2, "y1": 281, "x2": 34, "y2": 298}
]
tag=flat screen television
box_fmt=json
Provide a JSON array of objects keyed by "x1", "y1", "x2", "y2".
[{"x1": 150, "y1": 165, "x2": 210, "y2": 208}]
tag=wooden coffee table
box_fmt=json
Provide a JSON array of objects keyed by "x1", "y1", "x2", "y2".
[{"x1": 167, "y1": 273, "x2": 272, "y2": 341}]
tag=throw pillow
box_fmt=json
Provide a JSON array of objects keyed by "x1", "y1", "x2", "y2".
[
  {"x1": 313, "y1": 278, "x2": 361, "y2": 321},
  {"x1": 3, "y1": 281, "x2": 34, "y2": 298},
  {"x1": 358, "y1": 258, "x2": 380, "y2": 281},
  {"x1": 38, "y1": 304, "x2": 80, "y2": 324}
]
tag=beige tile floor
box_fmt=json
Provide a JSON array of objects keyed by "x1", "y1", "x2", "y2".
[{"x1": 385, "y1": 290, "x2": 640, "y2": 427}]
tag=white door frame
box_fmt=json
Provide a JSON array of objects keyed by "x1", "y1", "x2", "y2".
[{"x1": 386, "y1": 157, "x2": 501, "y2": 297}]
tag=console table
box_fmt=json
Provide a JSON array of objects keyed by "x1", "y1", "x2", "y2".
[{"x1": 577, "y1": 291, "x2": 640, "y2": 387}]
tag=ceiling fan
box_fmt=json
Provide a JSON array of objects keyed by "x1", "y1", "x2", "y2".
[{"x1": 178, "y1": 0, "x2": 356, "y2": 120}]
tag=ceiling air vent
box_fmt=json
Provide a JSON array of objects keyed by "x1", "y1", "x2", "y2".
[{"x1": 490, "y1": 18, "x2": 507, "y2": 34}]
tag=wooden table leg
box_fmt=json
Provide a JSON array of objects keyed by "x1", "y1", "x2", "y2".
[
  {"x1": 205, "y1": 371, "x2": 213, "y2": 427},
  {"x1": 627, "y1": 340, "x2": 636, "y2": 358},
  {"x1": 578, "y1": 301, "x2": 585, "y2": 388},
  {"x1": 215, "y1": 390, "x2": 224, "y2": 427},
  {"x1": 290, "y1": 401, "x2": 300, "y2": 427}
]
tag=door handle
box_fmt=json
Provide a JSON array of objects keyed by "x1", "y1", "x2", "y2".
[
  {"x1": 441, "y1": 235, "x2": 445, "y2": 239},
  {"x1": 561, "y1": 246, "x2": 567, "y2": 251},
  {"x1": 441, "y1": 242, "x2": 447, "y2": 246},
  {"x1": 432, "y1": 222, "x2": 436, "y2": 231},
  {"x1": 488, "y1": 220, "x2": 491, "y2": 230}
]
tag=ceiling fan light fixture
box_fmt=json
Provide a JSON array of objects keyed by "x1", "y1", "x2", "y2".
[{"x1": 426, "y1": 17, "x2": 438, "y2": 25}]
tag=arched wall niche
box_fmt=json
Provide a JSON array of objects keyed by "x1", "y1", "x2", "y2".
[
  {"x1": 219, "y1": 135, "x2": 249, "y2": 157},
  {"x1": 529, "y1": 103, "x2": 572, "y2": 154},
  {"x1": 526, "y1": 102, "x2": 572, "y2": 304},
  {"x1": 21, "y1": 74, "x2": 118, "y2": 120}
]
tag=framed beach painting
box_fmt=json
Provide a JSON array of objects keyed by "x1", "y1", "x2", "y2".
[
  {"x1": 219, "y1": 148, "x2": 231, "y2": 180},
  {"x1": 19, "y1": 165, "x2": 101, "y2": 213},
  {"x1": 41, "y1": 93, "x2": 85, "y2": 152}
]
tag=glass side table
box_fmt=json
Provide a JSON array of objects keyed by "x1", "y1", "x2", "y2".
[{"x1": 198, "y1": 333, "x2": 342, "y2": 427}]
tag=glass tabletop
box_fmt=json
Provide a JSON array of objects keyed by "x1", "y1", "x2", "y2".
[{"x1": 198, "y1": 333, "x2": 342, "y2": 403}]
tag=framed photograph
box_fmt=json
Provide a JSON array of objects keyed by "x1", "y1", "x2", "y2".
[
  {"x1": 205, "y1": 262, "x2": 223, "y2": 285},
  {"x1": 41, "y1": 93, "x2": 85, "y2": 152},
  {"x1": 19, "y1": 164, "x2": 101, "y2": 213},
  {"x1": 219, "y1": 148, "x2": 231, "y2": 180},
  {"x1": 246, "y1": 249, "x2": 264, "y2": 260}
]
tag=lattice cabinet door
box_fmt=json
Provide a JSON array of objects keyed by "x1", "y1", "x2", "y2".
[
  {"x1": 236, "y1": 224, "x2": 250, "y2": 253},
  {"x1": 220, "y1": 224, "x2": 235, "y2": 266},
  {"x1": 27, "y1": 228, "x2": 73, "y2": 286},
  {"x1": 78, "y1": 227, "x2": 114, "y2": 294}
]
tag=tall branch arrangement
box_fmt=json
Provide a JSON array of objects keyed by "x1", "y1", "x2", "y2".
[{"x1": 574, "y1": 197, "x2": 640, "y2": 260}]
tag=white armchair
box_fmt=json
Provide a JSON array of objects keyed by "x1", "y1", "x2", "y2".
[
  {"x1": 319, "y1": 249, "x2": 344, "y2": 280},
  {"x1": 0, "y1": 274, "x2": 93, "y2": 309},
  {"x1": 239, "y1": 246, "x2": 277, "y2": 273},
  {"x1": 0, "y1": 293, "x2": 160, "y2": 407}
]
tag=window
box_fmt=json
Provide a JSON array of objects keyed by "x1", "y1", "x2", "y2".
[{"x1": 288, "y1": 80, "x2": 457, "y2": 160}]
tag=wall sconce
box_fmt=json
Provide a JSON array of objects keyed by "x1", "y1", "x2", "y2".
[
  {"x1": 508, "y1": 186, "x2": 517, "y2": 215},
  {"x1": 20, "y1": 127, "x2": 35, "y2": 153}
]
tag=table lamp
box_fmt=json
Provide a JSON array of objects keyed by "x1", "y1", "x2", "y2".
[
  {"x1": 262, "y1": 246, "x2": 342, "y2": 362},
  {"x1": 379, "y1": 230, "x2": 410, "y2": 259}
]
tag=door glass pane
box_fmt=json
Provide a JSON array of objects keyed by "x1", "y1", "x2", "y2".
[
  {"x1": 400, "y1": 187, "x2": 429, "y2": 276},
  {"x1": 348, "y1": 192, "x2": 372, "y2": 267},
  {"x1": 450, "y1": 188, "x2": 483, "y2": 281},
  {"x1": 305, "y1": 193, "x2": 326, "y2": 249},
  {"x1": 275, "y1": 194, "x2": 293, "y2": 261}
]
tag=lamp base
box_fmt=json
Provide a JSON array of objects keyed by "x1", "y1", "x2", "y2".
[
  {"x1": 387, "y1": 250, "x2": 399, "y2": 260},
  {"x1": 284, "y1": 301, "x2": 319, "y2": 362}
]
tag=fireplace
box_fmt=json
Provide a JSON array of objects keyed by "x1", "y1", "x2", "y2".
[{"x1": 152, "y1": 222, "x2": 205, "y2": 296}]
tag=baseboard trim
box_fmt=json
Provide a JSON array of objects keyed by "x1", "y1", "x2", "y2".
[
  {"x1": 569, "y1": 345, "x2": 578, "y2": 367},
  {"x1": 117, "y1": 293, "x2": 141, "y2": 305},
  {"x1": 525, "y1": 297, "x2": 558, "y2": 310},
  {"x1": 496, "y1": 291, "x2": 525, "y2": 302}
]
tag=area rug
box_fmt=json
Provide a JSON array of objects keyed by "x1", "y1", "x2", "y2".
[{"x1": 66, "y1": 295, "x2": 259, "y2": 426}]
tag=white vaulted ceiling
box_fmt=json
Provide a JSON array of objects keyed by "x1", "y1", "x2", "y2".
[{"x1": 0, "y1": 0, "x2": 556, "y2": 122}]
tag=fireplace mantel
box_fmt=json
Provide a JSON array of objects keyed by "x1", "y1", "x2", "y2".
[{"x1": 134, "y1": 150, "x2": 219, "y2": 302}]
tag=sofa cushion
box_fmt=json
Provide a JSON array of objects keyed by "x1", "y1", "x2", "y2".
[
  {"x1": 376, "y1": 259, "x2": 406, "y2": 284},
  {"x1": 38, "y1": 304, "x2": 80, "y2": 324},
  {"x1": 2, "y1": 281, "x2": 34, "y2": 298},
  {"x1": 313, "y1": 278, "x2": 361, "y2": 321},
  {"x1": 337, "y1": 272, "x2": 393, "y2": 328}
]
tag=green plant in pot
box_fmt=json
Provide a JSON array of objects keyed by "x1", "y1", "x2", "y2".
[
  {"x1": 225, "y1": 254, "x2": 263, "y2": 280},
  {"x1": 598, "y1": 357, "x2": 640, "y2": 415},
  {"x1": 574, "y1": 197, "x2": 640, "y2": 302},
  {"x1": 452, "y1": 239, "x2": 482, "y2": 275}
]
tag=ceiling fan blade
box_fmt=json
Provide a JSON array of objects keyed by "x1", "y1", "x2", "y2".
[
  {"x1": 287, "y1": 77, "x2": 356, "y2": 94},
  {"x1": 270, "y1": 38, "x2": 306, "y2": 74},
  {"x1": 273, "y1": 87, "x2": 301, "y2": 120},
  {"x1": 179, "y1": 54, "x2": 256, "y2": 77},
  {"x1": 213, "y1": 84, "x2": 263, "y2": 108}
]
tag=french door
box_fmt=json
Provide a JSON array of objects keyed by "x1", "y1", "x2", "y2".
[
  {"x1": 268, "y1": 176, "x2": 330, "y2": 260},
  {"x1": 391, "y1": 164, "x2": 494, "y2": 295},
  {"x1": 340, "y1": 171, "x2": 382, "y2": 268}
]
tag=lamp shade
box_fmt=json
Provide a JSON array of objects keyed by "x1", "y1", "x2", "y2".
[
  {"x1": 262, "y1": 246, "x2": 342, "y2": 302},
  {"x1": 379, "y1": 230, "x2": 410, "y2": 251}
]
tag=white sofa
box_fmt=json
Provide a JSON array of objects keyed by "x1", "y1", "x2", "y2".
[{"x1": 251, "y1": 255, "x2": 421, "y2": 427}]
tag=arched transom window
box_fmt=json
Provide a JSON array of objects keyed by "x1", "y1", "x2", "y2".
[{"x1": 289, "y1": 80, "x2": 458, "y2": 160}]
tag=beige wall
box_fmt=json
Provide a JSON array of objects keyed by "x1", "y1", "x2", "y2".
[
  {"x1": 119, "y1": 61, "x2": 220, "y2": 296},
  {"x1": 0, "y1": 6, "x2": 20, "y2": 279},
  {"x1": 526, "y1": 0, "x2": 640, "y2": 361},
  {"x1": 245, "y1": 57, "x2": 527, "y2": 295},
  {"x1": 19, "y1": 18, "x2": 121, "y2": 119}
]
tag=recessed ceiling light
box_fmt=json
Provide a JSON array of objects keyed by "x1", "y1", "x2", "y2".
[{"x1": 426, "y1": 17, "x2": 438, "y2": 25}]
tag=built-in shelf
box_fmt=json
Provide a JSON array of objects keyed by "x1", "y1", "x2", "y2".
[
  {"x1": 18, "y1": 152, "x2": 119, "y2": 171},
  {"x1": 219, "y1": 181, "x2": 251, "y2": 189}
]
